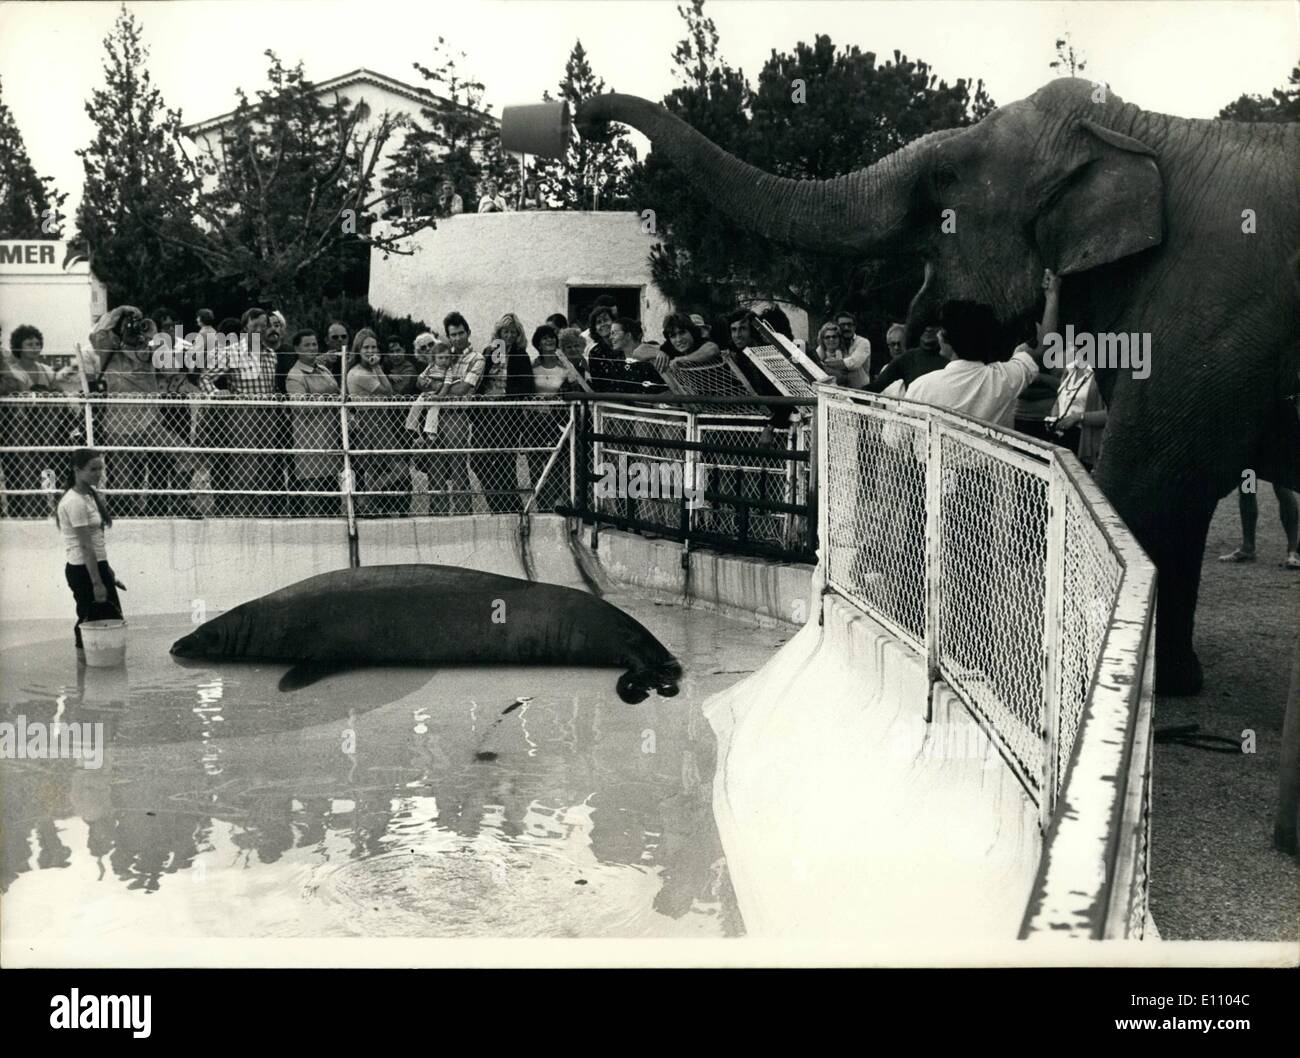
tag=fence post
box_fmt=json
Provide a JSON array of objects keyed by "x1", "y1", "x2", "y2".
[
  {"x1": 589, "y1": 402, "x2": 601, "y2": 551},
  {"x1": 73, "y1": 344, "x2": 96, "y2": 447},
  {"x1": 568, "y1": 403, "x2": 578, "y2": 512},
  {"x1": 1040, "y1": 465, "x2": 1068, "y2": 829},
  {"x1": 683, "y1": 409, "x2": 697, "y2": 569},
  {"x1": 815, "y1": 393, "x2": 829, "y2": 625},
  {"x1": 574, "y1": 401, "x2": 589, "y2": 518},
  {"x1": 923, "y1": 414, "x2": 943, "y2": 722},
  {"x1": 338, "y1": 397, "x2": 359, "y2": 567},
  {"x1": 806, "y1": 405, "x2": 819, "y2": 562}
]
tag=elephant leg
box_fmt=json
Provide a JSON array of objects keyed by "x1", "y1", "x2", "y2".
[{"x1": 1140, "y1": 497, "x2": 1215, "y2": 697}]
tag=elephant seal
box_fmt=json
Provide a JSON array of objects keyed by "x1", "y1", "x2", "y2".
[{"x1": 170, "y1": 565, "x2": 682, "y2": 703}]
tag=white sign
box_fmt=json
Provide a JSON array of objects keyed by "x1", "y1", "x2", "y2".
[{"x1": 0, "y1": 240, "x2": 64, "y2": 274}]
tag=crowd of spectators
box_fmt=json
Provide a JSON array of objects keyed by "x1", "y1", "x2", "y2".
[
  {"x1": 0, "y1": 293, "x2": 803, "y2": 517},
  {"x1": 0, "y1": 279, "x2": 1135, "y2": 519},
  {"x1": 409, "y1": 172, "x2": 555, "y2": 219}
]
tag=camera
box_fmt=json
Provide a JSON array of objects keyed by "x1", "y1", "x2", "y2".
[{"x1": 118, "y1": 310, "x2": 149, "y2": 347}]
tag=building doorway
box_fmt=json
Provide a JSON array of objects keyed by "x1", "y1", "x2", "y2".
[{"x1": 567, "y1": 286, "x2": 641, "y2": 330}]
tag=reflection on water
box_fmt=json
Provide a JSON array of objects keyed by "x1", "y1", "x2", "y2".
[{"x1": 0, "y1": 600, "x2": 790, "y2": 938}]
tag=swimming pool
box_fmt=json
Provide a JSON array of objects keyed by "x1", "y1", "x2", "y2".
[{"x1": 0, "y1": 587, "x2": 794, "y2": 940}]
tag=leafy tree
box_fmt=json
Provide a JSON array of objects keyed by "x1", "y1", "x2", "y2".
[
  {"x1": 629, "y1": 0, "x2": 759, "y2": 322},
  {"x1": 745, "y1": 40, "x2": 993, "y2": 338},
  {"x1": 381, "y1": 37, "x2": 508, "y2": 217},
  {"x1": 1049, "y1": 32, "x2": 1088, "y2": 78},
  {"x1": 74, "y1": 5, "x2": 206, "y2": 307},
  {"x1": 535, "y1": 40, "x2": 638, "y2": 210},
  {"x1": 0, "y1": 75, "x2": 67, "y2": 239},
  {"x1": 1218, "y1": 63, "x2": 1300, "y2": 122},
  {"x1": 628, "y1": 1, "x2": 995, "y2": 339},
  {"x1": 292, "y1": 293, "x2": 435, "y2": 349},
  {"x1": 163, "y1": 52, "x2": 406, "y2": 314}
]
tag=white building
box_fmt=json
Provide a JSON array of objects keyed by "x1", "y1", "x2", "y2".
[
  {"x1": 368, "y1": 210, "x2": 809, "y2": 345},
  {"x1": 368, "y1": 211, "x2": 675, "y2": 338},
  {"x1": 0, "y1": 240, "x2": 107, "y2": 361},
  {"x1": 181, "y1": 67, "x2": 496, "y2": 197}
]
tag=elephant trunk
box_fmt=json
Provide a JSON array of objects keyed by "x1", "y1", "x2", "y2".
[{"x1": 578, "y1": 93, "x2": 937, "y2": 256}]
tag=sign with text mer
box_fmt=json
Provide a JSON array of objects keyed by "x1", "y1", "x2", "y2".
[{"x1": 0, "y1": 240, "x2": 64, "y2": 274}]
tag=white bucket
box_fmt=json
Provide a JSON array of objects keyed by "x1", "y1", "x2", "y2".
[{"x1": 81, "y1": 619, "x2": 127, "y2": 667}]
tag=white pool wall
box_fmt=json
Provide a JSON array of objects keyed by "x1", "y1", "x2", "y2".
[
  {"x1": 1, "y1": 516, "x2": 814, "y2": 623},
  {"x1": 706, "y1": 592, "x2": 1042, "y2": 942}
]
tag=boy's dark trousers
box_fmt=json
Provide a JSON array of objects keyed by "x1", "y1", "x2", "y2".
[{"x1": 65, "y1": 561, "x2": 124, "y2": 648}]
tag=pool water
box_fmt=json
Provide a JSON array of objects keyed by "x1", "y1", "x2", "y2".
[{"x1": 0, "y1": 594, "x2": 793, "y2": 939}]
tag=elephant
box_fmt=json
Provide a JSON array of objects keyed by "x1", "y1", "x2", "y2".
[{"x1": 513, "y1": 78, "x2": 1299, "y2": 695}]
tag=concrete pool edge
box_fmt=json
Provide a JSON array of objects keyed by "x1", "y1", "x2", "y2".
[
  {"x1": 587, "y1": 527, "x2": 812, "y2": 628},
  {"x1": 1, "y1": 515, "x2": 814, "y2": 627}
]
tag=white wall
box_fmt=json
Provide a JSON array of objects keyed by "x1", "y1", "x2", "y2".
[
  {"x1": 0, "y1": 514, "x2": 811, "y2": 623},
  {"x1": 368, "y1": 212, "x2": 675, "y2": 340}
]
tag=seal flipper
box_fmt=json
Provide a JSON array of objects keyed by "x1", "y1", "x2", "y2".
[
  {"x1": 279, "y1": 660, "x2": 356, "y2": 692},
  {"x1": 616, "y1": 670, "x2": 650, "y2": 704}
]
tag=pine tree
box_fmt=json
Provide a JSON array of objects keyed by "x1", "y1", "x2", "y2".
[
  {"x1": 0, "y1": 75, "x2": 67, "y2": 239},
  {"x1": 630, "y1": 0, "x2": 756, "y2": 319},
  {"x1": 381, "y1": 37, "x2": 506, "y2": 216},
  {"x1": 1219, "y1": 64, "x2": 1300, "y2": 122},
  {"x1": 75, "y1": 5, "x2": 204, "y2": 308},
  {"x1": 535, "y1": 41, "x2": 638, "y2": 211},
  {"x1": 628, "y1": 2, "x2": 995, "y2": 333}
]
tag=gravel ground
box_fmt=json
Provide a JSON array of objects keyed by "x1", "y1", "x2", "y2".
[{"x1": 1148, "y1": 488, "x2": 1300, "y2": 940}]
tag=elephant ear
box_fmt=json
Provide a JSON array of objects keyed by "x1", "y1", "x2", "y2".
[{"x1": 1035, "y1": 119, "x2": 1163, "y2": 275}]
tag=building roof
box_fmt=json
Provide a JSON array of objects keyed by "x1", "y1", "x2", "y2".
[{"x1": 181, "y1": 67, "x2": 496, "y2": 136}]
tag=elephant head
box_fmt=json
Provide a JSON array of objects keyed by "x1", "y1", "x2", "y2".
[{"x1": 559, "y1": 79, "x2": 1164, "y2": 342}]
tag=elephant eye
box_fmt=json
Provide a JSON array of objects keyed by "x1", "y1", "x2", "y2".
[{"x1": 933, "y1": 162, "x2": 960, "y2": 194}]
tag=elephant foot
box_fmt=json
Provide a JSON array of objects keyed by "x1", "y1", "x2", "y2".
[{"x1": 1155, "y1": 650, "x2": 1204, "y2": 697}]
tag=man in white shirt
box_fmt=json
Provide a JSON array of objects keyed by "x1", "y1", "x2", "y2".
[{"x1": 907, "y1": 271, "x2": 1059, "y2": 428}]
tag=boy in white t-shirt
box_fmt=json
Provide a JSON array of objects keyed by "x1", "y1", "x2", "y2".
[{"x1": 55, "y1": 449, "x2": 126, "y2": 650}]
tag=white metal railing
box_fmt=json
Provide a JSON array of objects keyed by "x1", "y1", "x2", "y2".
[{"x1": 817, "y1": 385, "x2": 1155, "y2": 940}]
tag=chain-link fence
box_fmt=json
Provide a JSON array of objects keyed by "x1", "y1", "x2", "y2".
[
  {"x1": 935, "y1": 427, "x2": 1052, "y2": 793},
  {"x1": 0, "y1": 393, "x2": 574, "y2": 520},
  {"x1": 818, "y1": 386, "x2": 1154, "y2": 939},
  {"x1": 822, "y1": 397, "x2": 927, "y2": 645},
  {"x1": 694, "y1": 411, "x2": 812, "y2": 551},
  {"x1": 577, "y1": 398, "x2": 816, "y2": 563}
]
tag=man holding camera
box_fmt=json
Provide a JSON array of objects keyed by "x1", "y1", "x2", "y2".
[{"x1": 87, "y1": 306, "x2": 201, "y2": 517}]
